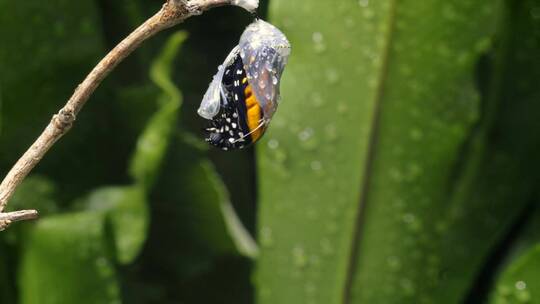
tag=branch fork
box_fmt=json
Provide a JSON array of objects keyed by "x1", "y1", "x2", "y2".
[{"x1": 0, "y1": 0, "x2": 256, "y2": 231}]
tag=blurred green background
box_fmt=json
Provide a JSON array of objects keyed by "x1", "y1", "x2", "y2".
[{"x1": 1, "y1": 0, "x2": 539, "y2": 303}]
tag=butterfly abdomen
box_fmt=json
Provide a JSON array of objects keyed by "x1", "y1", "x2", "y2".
[{"x1": 244, "y1": 83, "x2": 264, "y2": 142}]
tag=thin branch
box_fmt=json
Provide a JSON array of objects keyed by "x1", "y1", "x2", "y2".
[
  {"x1": 0, "y1": 210, "x2": 39, "y2": 231},
  {"x1": 0, "y1": 0, "x2": 246, "y2": 230}
]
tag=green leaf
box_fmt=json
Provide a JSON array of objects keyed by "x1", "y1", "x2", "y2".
[
  {"x1": 201, "y1": 156, "x2": 259, "y2": 258},
  {"x1": 488, "y1": 202, "x2": 540, "y2": 303},
  {"x1": 74, "y1": 33, "x2": 188, "y2": 265},
  {"x1": 120, "y1": 135, "x2": 257, "y2": 303},
  {"x1": 83, "y1": 186, "x2": 148, "y2": 264},
  {"x1": 489, "y1": 244, "x2": 540, "y2": 304},
  {"x1": 129, "y1": 32, "x2": 186, "y2": 190},
  {"x1": 152, "y1": 133, "x2": 258, "y2": 259},
  {"x1": 256, "y1": 0, "x2": 540, "y2": 303},
  {"x1": 19, "y1": 212, "x2": 120, "y2": 304},
  {"x1": 75, "y1": 31, "x2": 187, "y2": 265}
]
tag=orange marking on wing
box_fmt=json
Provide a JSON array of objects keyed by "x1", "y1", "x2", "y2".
[{"x1": 244, "y1": 84, "x2": 265, "y2": 142}]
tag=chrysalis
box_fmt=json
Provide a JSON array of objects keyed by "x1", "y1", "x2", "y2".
[
  {"x1": 231, "y1": 0, "x2": 259, "y2": 12},
  {"x1": 198, "y1": 19, "x2": 291, "y2": 150}
]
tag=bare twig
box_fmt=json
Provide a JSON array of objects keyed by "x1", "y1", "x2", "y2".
[
  {"x1": 0, "y1": 210, "x2": 39, "y2": 231},
  {"x1": 0, "y1": 0, "x2": 249, "y2": 230}
]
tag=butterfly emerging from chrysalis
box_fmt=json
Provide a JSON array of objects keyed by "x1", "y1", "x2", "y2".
[{"x1": 198, "y1": 19, "x2": 291, "y2": 150}]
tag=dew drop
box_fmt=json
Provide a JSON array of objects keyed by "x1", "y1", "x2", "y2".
[
  {"x1": 260, "y1": 226, "x2": 274, "y2": 247},
  {"x1": 312, "y1": 32, "x2": 326, "y2": 53},
  {"x1": 358, "y1": 0, "x2": 369, "y2": 7},
  {"x1": 406, "y1": 163, "x2": 423, "y2": 180},
  {"x1": 95, "y1": 257, "x2": 113, "y2": 278},
  {"x1": 515, "y1": 281, "x2": 527, "y2": 290},
  {"x1": 442, "y1": 4, "x2": 458, "y2": 21},
  {"x1": 307, "y1": 208, "x2": 319, "y2": 220},
  {"x1": 305, "y1": 283, "x2": 316, "y2": 295},
  {"x1": 265, "y1": 61, "x2": 274, "y2": 72},
  {"x1": 312, "y1": 32, "x2": 324, "y2": 44},
  {"x1": 310, "y1": 161, "x2": 323, "y2": 171},
  {"x1": 326, "y1": 69, "x2": 340, "y2": 84},
  {"x1": 400, "y1": 279, "x2": 416, "y2": 297},
  {"x1": 345, "y1": 17, "x2": 356, "y2": 28},
  {"x1": 274, "y1": 148, "x2": 288, "y2": 164},
  {"x1": 312, "y1": 92, "x2": 325, "y2": 107},
  {"x1": 259, "y1": 79, "x2": 267, "y2": 89},
  {"x1": 320, "y1": 238, "x2": 334, "y2": 256},
  {"x1": 387, "y1": 256, "x2": 402, "y2": 271},
  {"x1": 402, "y1": 213, "x2": 424, "y2": 233},
  {"x1": 362, "y1": 8, "x2": 375, "y2": 19},
  {"x1": 260, "y1": 287, "x2": 272, "y2": 298},
  {"x1": 267, "y1": 139, "x2": 279, "y2": 150},
  {"x1": 389, "y1": 167, "x2": 404, "y2": 182},
  {"x1": 410, "y1": 128, "x2": 424, "y2": 141},
  {"x1": 326, "y1": 221, "x2": 339, "y2": 234},
  {"x1": 435, "y1": 220, "x2": 449, "y2": 234},
  {"x1": 515, "y1": 289, "x2": 531, "y2": 303},
  {"x1": 324, "y1": 124, "x2": 338, "y2": 141},
  {"x1": 292, "y1": 246, "x2": 308, "y2": 269},
  {"x1": 500, "y1": 285, "x2": 512, "y2": 296},
  {"x1": 531, "y1": 7, "x2": 540, "y2": 19},
  {"x1": 337, "y1": 103, "x2": 348, "y2": 114},
  {"x1": 298, "y1": 127, "x2": 315, "y2": 141}
]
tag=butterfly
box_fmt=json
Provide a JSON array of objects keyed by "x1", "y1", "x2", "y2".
[{"x1": 198, "y1": 19, "x2": 291, "y2": 150}]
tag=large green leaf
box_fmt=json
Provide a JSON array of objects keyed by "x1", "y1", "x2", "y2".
[
  {"x1": 16, "y1": 31, "x2": 190, "y2": 304},
  {"x1": 256, "y1": 0, "x2": 540, "y2": 303},
  {"x1": 122, "y1": 133, "x2": 257, "y2": 303},
  {"x1": 490, "y1": 244, "x2": 540, "y2": 304},
  {"x1": 129, "y1": 29, "x2": 257, "y2": 262},
  {"x1": 130, "y1": 32, "x2": 186, "y2": 191},
  {"x1": 148, "y1": 132, "x2": 258, "y2": 261},
  {"x1": 18, "y1": 212, "x2": 120, "y2": 304},
  {"x1": 83, "y1": 186, "x2": 148, "y2": 264},
  {"x1": 488, "y1": 200, "x2": 540, "y2": 304},
  {"x1": 77, "y1": 32, "x2": 187, "y2": 265}
]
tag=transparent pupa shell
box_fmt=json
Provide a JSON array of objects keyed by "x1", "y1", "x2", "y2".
[
  {"x1": 198, "y1": 19, "x2": 291, "y2": 121},
  {"x1": 239, "y1": 19, "x2": 291, "y2": 121},
  {"x1": 231, "y1": 0, "x2": 259, "y2": 12},
  {"x1": 198, "y1": 46, "x2": 240, "y2": 119}
]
